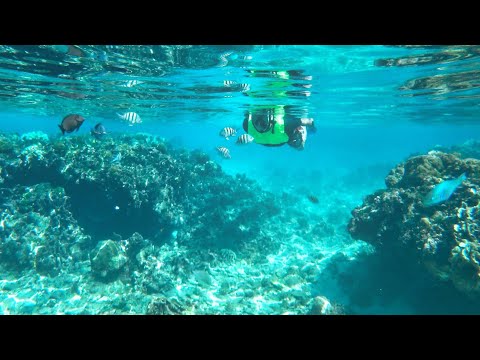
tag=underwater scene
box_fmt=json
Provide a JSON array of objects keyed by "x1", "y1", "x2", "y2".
[{"x1": 1, "y1": 45, "x2": 480, "y2": 315}]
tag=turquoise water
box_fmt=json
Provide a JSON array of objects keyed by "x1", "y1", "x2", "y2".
[{"x1": 1, "y1": 45, "x2": 480, "y2": 314}]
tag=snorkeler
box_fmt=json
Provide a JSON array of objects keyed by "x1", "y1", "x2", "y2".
[{"x1": 242, "y1": 105, "x2": 315, "y2": 150}]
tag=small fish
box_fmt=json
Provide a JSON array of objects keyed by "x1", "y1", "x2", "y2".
[
  {"x1": 91, "y1": 123, "x2": 107, "y2": 139},
  {"x1": 423, "y1": 172, "x2": 467, "y2": 207},
  {"x1": 216, "y1": 146, "x2": 231, "y2": 159},
  {"x1": 122, "y1": 80, "x2": 143, "y2": 88},
  {"x1": 239, "y1": 83, "x2": 250, "y2": 92},
  {"x1": 236, "y1": 133, "x2": 254, "y2": 145},
  {"x1": 111, "y1": 153, "x2": 122, "y2": 163},
  {"x1": 223, "y1": 80, "x2": 250, "y2": 92},
  {"x1": 307, "y1": 195, "x2": 319, "y2": 204},
  {"x1": 219, "y1": 127, "x2": 237, "y2": 140},
  {"x1": 58, "y1": 114, "x2": 85, "y2": 135},
  {"x1": 117, "y1": 112, "x2": 142, "y2": 126}
]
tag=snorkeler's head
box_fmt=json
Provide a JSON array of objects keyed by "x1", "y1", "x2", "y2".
[
  {"x1": 288, "y1": 126, "x2": 307, "y2": 150},
  {"x1": 251, "y1": 108, "x2": 275, "y2": 133}
]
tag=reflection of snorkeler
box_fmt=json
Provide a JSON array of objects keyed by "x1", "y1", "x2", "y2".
[
  {"x1": 244, "y1": 69, "x2": 312, "y2": 98},
  {"x1": 242, "y1": 105, "x2": 315, "y2": 151}
]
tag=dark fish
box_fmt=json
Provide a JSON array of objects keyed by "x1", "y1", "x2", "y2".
[
  {"x1": 307, "y1": 195, "x2": 319, "y2": 204},
  {"x1": 423, "y1": 172, "x2": 467, "y2": 207},
  {"x1": 219, "y1": 127, "x2": 237, "y2": 140},
  {"x1": 67, "y1": 45, "x2": 86, "y2": 57},
  {"x1": 216, "y1": 146, "x2": 231, "y2": 159},
  {"x1": 91, "y1": 123, "x2": 107, "y2": 139},
  {"x1": 236, "y1": 133, "x2": 254, "y2": 145},
  {"x1": 58, "y1": 114, "x2": 85, "y2": 135}
]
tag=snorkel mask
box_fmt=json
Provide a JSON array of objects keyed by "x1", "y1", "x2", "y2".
[{"x1": 251, "y1": 108, "x2": 275, "y2": 133}]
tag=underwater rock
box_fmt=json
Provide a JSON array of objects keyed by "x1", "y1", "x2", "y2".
[
  {"x1": 122, "y1": 232, "x2": 147, "y2": 260},
  {"x1": 307, "y1": 296, "x2": 346, "y2": 315},
  {"x1": 348, "y1": 150, "x2": 480, "y2": 297},
  {"x1": 308, "y1": 296, "x2": 333, "y2": 315},
  {"x1": 90, "y1": 240, "x2": 128, "y2": 280},
  {"x1": 146, "y1": 296, "x2": 185, "y2": 315},
  {"x1": 34, "y1": 245, "x2": 59, "y2": 276}
]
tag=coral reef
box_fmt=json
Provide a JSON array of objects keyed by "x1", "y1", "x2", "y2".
[
  {"x1": 0, "y1": 131, "x2": 360, "y2": 314},
  {"x1": 434, "y1": 139, "x2": 480, "y2": 160},
  {"x1": 348, "y1": 150, "x2": 480, "y2": 297},
  {"x1": 146, "y1": 296, "x2": 186, "y2": 315},
  {"x1": 0, "y1": 183, "x2": 91, "y2": 276},
  {"x1": 90, "y1": 240, "x2": 128, "y2": 280}
]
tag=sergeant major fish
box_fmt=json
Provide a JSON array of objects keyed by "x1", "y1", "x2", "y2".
[
  {"x1": 219, "y1": 127, "x2": 237, "y2": 140},
  {"x1": 122, "y1": 80, "x2": 144, "y2": 88},
  {"x1": 423, "y1": 172, "x2": 467, "y2": 207},
  {"x1": 236, "y1": 133, "x2": 254, "y2": 145},
  {"x1": 117, "y1": 112, "x2": 142, "y2": 126},
  {"x1": 216, "y1": 146, "x2": 231, "y2": 159}
]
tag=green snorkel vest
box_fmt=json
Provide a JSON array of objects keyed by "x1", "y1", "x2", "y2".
[{"x1": 247, "y1": 105, "x2": 289, "y2": 145}]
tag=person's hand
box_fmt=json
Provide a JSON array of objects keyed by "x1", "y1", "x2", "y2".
[
  {"x1": 300, "y1": 118, "x2": 314, "y2": 126},
  {"x1": 301, "y1": 118, "x2": 317, "y2": 133}
]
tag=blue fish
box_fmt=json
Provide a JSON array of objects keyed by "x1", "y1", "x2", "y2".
[
  {"x1": 423, "y1": 172, "x2": 467, "y2": 207},
  {"x1": 111, "y1": 153, "x2": 122, "y2": 164}
]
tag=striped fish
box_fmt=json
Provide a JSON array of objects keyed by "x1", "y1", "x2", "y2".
[
  {"x1": 239, "y1": 83, "x2": 250, "y2": 92},
  {"x1": 117, "y1": 112, "x2": 142, "y2": 126},
  {"x1": 219, "y1": 127, "x2": 237, "y2": 140},
  {"x1": 122, "y1": 80, "x2": 143, "y2": 88},
  {"x1": 236, "y1": 133, "x2": 254, "y2": 145},
  {"x1": 216, "y1": 146, "x2": 231, "y2": 159},
  {"x1": 223, "y1": 80, "x2": 250, "y2": 93}
]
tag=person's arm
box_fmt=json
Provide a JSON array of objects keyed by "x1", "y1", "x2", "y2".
[
  {"x1": 243, "y1": 112, "x2": 249, "y2": 132},
  {"x1": 285, "y1": 116, "x2": 304, "y2": 136}
]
